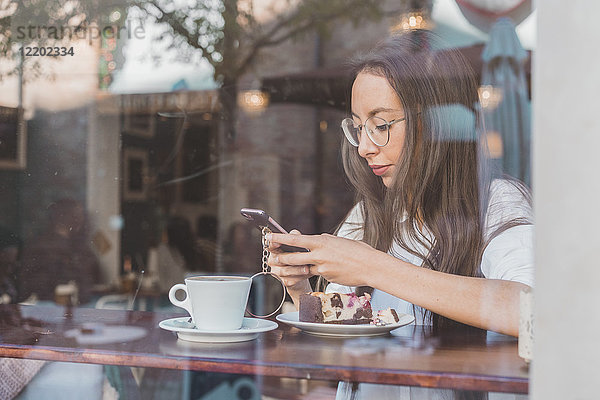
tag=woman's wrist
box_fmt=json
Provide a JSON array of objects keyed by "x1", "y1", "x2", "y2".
[{"x1": 364, "y1": 249, "x2": 397, "y2": 288}]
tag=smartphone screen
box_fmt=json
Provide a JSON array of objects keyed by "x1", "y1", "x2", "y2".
[{"x1": 240, "y1": 208, "x2": 308, "y2": 252}]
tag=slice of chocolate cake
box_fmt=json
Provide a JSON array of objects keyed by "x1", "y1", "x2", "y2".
[{"x1": 299, "y1": 292, "x2": 373, "y2": 324}]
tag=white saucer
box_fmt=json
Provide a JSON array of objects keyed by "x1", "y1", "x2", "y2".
[
  {"x1": 276, "y1": 311, "x2": 414, "y2": 337},
  {"x1": 159, "y1": 317, "x2": 278, "y2": 343}
]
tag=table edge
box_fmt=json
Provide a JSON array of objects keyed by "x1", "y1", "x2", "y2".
[{"x1": 0, "y1": 345, "x2": 528, "y2": 394}]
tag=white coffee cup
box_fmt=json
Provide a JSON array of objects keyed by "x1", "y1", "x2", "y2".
[{"x1": 169, "y1": 276, "x2": 252, "y2": 331}]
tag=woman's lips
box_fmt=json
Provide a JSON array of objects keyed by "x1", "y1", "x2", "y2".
[{"x1": 369, "y1": 165, "x2": 390, "y2": 176}]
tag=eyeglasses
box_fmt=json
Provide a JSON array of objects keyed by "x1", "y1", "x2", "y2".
[{"x1": 340, "y1": 115, "x2": 406, "y2": 147}]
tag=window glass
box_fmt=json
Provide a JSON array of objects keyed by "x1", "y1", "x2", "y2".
[{"x1": 0, "y1": 1, "x2": 534, "y2": 398}]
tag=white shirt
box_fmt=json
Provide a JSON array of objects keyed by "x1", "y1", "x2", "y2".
[{"x1": 327, "y1": 179, "x2": 533, "y2": 400}]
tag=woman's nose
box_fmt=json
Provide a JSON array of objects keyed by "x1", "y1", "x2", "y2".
[{"x1": 357, "y1": 130, "x2": 379, "y2": 158}]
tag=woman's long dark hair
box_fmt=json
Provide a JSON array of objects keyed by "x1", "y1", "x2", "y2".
[{"x1": 338, "y1": 31, "x2": 531, "y2": 331}]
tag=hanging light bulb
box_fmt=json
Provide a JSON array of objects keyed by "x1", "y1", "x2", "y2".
[
  {"x1": 478, "y1": 85, "x2": 504, "y2": 109},
  {"x1": 238, "y1": 86, "x2": 270, "y2": 114},
  {"x1": 391, "y1": 10, "x2": 431, "y2": 32}
]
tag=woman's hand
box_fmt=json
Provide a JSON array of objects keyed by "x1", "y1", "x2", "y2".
[
  {"x1": 268, "y1": 231, "x2": 527, "y2": 337},
  {"x1": 266, "y1": 232, "x2": 382, "y2": 288},
  {"x1": 267, "y1": 230, "x2": 312, "y2": 295}
]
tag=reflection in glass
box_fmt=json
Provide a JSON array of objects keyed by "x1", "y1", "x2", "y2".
[{"x1": 0, "y1": 0, "x2": 533, "y2": 398}]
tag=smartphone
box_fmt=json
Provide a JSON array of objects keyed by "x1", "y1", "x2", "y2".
[{"x1": 240, "y1": 208, "x2": 309, "y2": 252}]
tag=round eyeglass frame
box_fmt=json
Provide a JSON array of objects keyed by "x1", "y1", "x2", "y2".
[{"x1": 341, "y1": 116, "x2": 406, "y2": 147}]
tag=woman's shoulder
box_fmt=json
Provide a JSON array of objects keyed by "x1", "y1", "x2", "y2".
[
  {"x1": 337, "y1": 202, "x2": 364, "y2": 240},
  {"x1": 346, "y1": 202, "x2": 364, "y2": 222},
  {"x1": 485, "y1": 178, "x2": 533, "y2": 231},
  {"x1": 487, "y1": 179, "x2": 531, "y2": 209}
]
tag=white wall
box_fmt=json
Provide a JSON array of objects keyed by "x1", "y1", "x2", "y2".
[{"x1": 532, "y1": 1, "x2": 600, "y2": 398}]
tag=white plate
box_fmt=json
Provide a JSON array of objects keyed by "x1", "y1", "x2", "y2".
[
  {"x1": 159, "y1": 317, "x2": 278, "y2": 343},
  {"x1": 276, "y1": 311, "x2": 414, "y2": 337}
]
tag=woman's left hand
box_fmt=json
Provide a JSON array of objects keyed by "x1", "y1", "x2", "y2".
[{"x1": 266, "y1": 232, "x2": 382, "y2": 288}]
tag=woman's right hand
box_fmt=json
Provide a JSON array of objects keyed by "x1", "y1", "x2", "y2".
[{"x1": 267, "y1": 230, "x2": 312, "y2": 301}]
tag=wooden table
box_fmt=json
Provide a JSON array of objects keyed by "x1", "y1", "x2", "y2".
[{"x1": 0, "y1": 304, "x2": 528, "y2": 394}]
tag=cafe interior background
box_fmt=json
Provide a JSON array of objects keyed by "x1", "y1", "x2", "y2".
[
  {"x1": 0, "y1": 0, "x2": 534, "y2": 295},
  {"x1": 1, "y1": 0, "x2": 594, "y2": 398}
]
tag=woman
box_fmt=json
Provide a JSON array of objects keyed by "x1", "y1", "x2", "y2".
[{"x1": 267, "y1": 31, "x2": 533, "y2": 339}]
